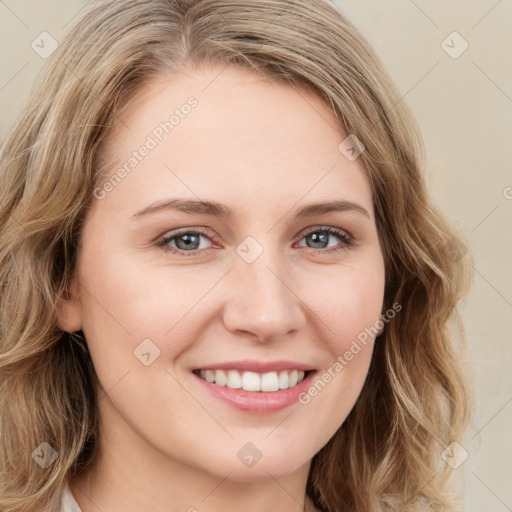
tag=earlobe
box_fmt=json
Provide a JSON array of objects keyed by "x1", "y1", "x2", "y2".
[{"x1": 55, "y1": 279, "x2": 82, "y2": 333}]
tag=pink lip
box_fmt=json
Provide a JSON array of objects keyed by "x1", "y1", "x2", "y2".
[
  {"x1": 192, "y1": 369, "x2": 317, "y2": 414},
  {"x1": 191, "y1": 359, "x2": 316, "y2": 373}
]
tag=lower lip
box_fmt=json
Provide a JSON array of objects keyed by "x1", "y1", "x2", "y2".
[{"x1": 192, "y1": 371, "x2": 317, "y2": 413}]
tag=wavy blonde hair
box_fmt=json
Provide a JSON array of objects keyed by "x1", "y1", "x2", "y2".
[{"x1": 0, "y1": 1, "x2": 473, "y2": 511}]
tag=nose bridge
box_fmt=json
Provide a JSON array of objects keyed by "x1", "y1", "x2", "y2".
[{"x1": 223, "y1": 237, "x2": 304, "y2": 340}]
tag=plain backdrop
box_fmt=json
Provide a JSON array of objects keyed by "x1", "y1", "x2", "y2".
[{"x1": 0, "y1": 1, "x2": 511, "y2": 510}]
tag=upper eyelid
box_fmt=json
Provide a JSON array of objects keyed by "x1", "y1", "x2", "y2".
[{"x1": 300, "y1": 225, "x2": 351, "y2": 237}]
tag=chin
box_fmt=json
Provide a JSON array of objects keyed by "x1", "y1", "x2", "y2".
[{"x1": 203, "y1": 452, "x2": 311, "y2": 483}]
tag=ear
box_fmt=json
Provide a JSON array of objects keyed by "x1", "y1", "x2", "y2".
[{"x1": 55, "y1": 277, "x2": 82, "y2": 333}]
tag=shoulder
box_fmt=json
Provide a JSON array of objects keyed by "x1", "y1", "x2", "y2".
[{"x1": 60, "y1": 482, "x2": 83, "y2": 512}]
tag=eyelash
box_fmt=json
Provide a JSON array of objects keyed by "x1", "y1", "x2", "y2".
[{"x1": 157, "y1": 226, "x2": 353, "y2": 257}]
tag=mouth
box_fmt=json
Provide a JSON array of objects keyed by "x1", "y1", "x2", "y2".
[
  {"x1": 192, "y1": 368, "x2": 313, "y2": 392},
  {"x1": 190, "y1": 360, "x2": 318, "y2": 413}
]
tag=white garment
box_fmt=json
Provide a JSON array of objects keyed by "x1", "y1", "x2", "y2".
[{"x1": 60, "y1": 482, "x2": 83, "y2": 512}]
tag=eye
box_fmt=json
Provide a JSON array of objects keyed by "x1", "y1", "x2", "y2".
[
  {"x1": 295, "y1": 226, "x2": 353, "y2": 253},
  {"x1": 157, "y1": 228, "x2": 215, "y2": 256},
  {"x1": 157, "y1": 225, "x2": 354, "y2": 257}
]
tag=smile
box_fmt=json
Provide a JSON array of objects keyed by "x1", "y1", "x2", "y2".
[{"x1": 193, "y1": 369, "x2": 310, "y2": 392}]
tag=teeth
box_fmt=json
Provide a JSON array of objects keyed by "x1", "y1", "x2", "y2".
[
  {"x1": 215, "y1": 370, "x2": 227, "y2": 386},
  {"x1": 197, "y1": 369, "x2": 308, "y2": 392},
  {"x1": 261, "y1": 372, "x2": 279, "y2": 392},
  {"x1": 227, "y1": 369, "x2": 242, "y2": 389},
  {"x1": 242, "y1": 371, "x2": 261, "y2": 391},
  {"x1": 278, "y1": 371, "x2": 289, "y2": 389}
]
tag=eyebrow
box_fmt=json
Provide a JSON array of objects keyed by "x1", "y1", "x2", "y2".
[{"x1": 131, "y1": 198, "x2": 371, "y2": 220}]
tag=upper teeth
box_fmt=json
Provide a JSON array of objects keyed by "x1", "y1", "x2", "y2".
[{"x1": 198, "y1": 369, "x2": 306, "y2": 392}]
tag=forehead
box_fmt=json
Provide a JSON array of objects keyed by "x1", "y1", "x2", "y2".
[{"x1": 93, "y1": 65, "x2": 373, "y2": 219}]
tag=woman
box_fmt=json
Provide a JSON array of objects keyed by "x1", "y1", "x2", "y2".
[{"x1": 0, "y1": 1, "x2": 473, "y2": 511}]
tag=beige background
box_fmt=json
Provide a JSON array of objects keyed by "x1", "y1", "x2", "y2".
[{"x1": 1, "y1": 1, "x2": 511, "y2": 510}]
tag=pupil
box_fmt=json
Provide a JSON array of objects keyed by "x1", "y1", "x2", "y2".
[
  {"x1": 177, "y1": 234, "x2": 199, "y2": 250},
  {"x1": 309, "y1": 232, "x2": 328, "y2": 249}
]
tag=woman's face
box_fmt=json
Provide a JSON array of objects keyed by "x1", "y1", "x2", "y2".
[{"x1": 59, "y1": 64, "x2": 385, "y2": 482}]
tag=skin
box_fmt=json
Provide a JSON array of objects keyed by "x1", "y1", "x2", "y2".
[{"x1": 57, "y1": 64, "x2": 386, "y2": 512}]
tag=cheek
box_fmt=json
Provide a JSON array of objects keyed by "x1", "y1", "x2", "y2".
[
  {"x1": 303, "y1": 257, "x2": 385, "y2": 347},
  {"x1": 76, "y1": 249, "x2": 225, "y2": 387},
  {"x1": 290, "y1": 259, "x2": 384, "y2": 435}
]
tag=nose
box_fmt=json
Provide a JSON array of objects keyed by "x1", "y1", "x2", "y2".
[{"x1": 221, "y1": 243, "x2": 306, "y2": 342}]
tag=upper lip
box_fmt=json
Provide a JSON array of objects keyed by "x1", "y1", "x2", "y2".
[{"x1": 192, "y1": 360, "x2": 316, "y2": 373}]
